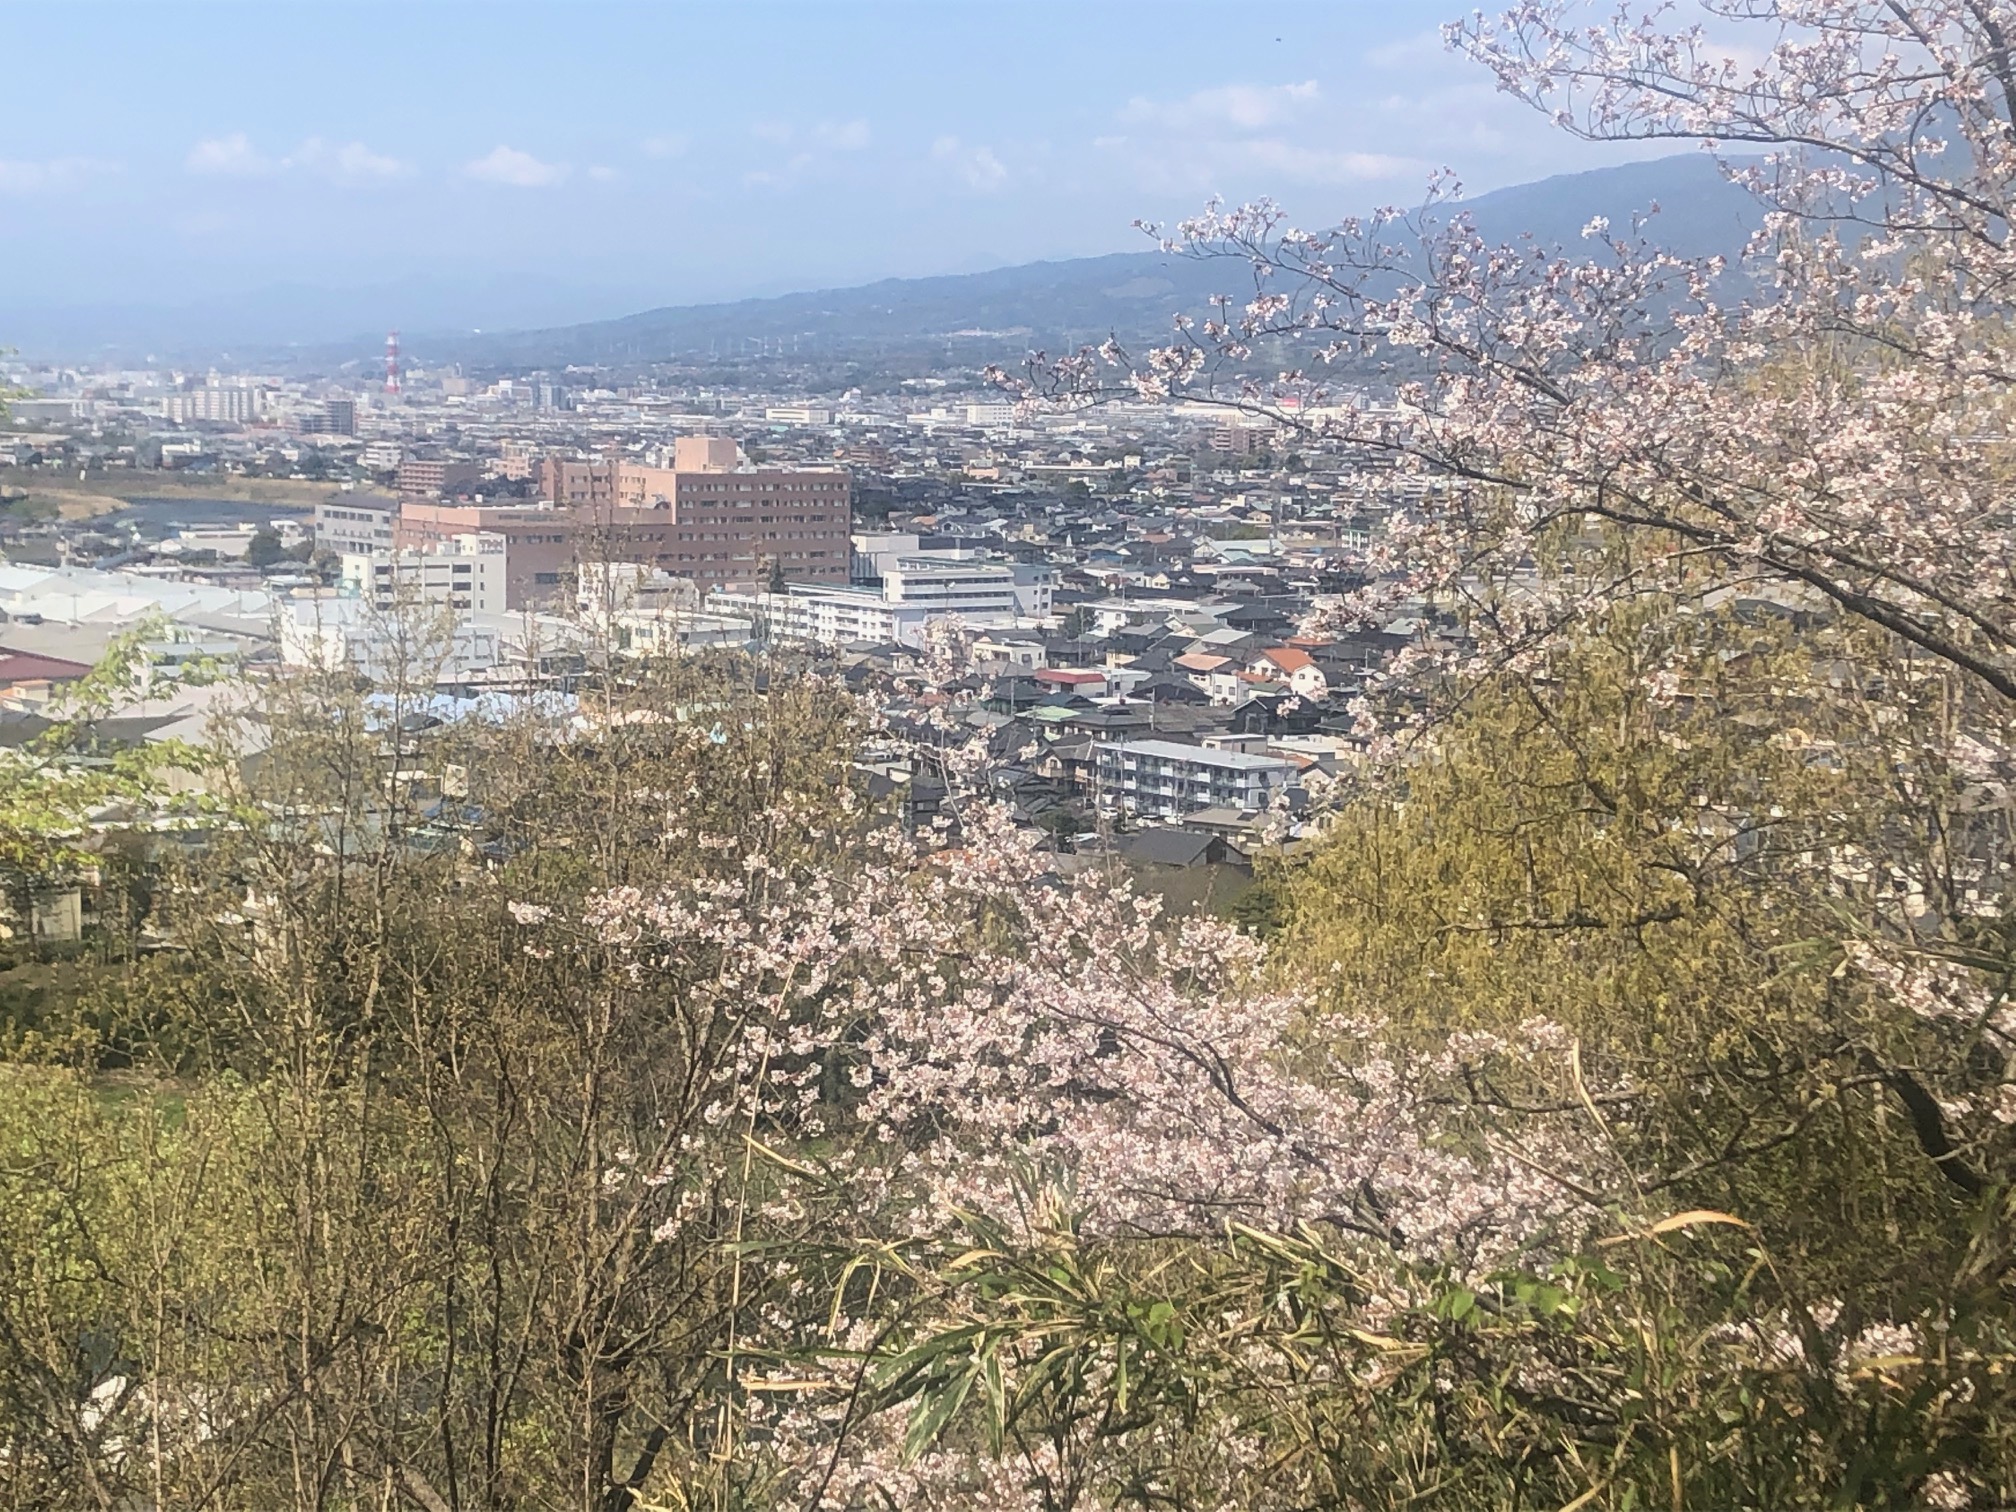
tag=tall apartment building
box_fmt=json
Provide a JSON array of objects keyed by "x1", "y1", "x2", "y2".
[
  {"x1": 164, "y1": 386, "x2": 264, "y2": 424},
  {"x1": 396, "y1": 502, "x2": 578, "y2": 609},
  {"x1": 595, "y1": 436, "x2": 850, "y2": 587}
]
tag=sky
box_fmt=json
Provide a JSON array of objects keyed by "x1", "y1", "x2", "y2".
[{"x1": 0, "y1": 0, "x2": 1658, "y2": 334}]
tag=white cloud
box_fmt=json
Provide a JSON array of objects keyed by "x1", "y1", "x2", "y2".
[
  {"x1": 1119, "y1": 80, "x2": 1319, "y2": 133},
  {"x1": 186, "y1": 133, "x2": 410, "y2": 184},
  {"x1": 811, "y1": 119, "x2": 871, "y2": 152},
  {"x1": 464, "y1": 145, "x2": 569, "y2": 188},
  {"x1": 187, "y1": 133, "x2": 274, "y2": 177},
  {"x1": 0, "y1": 156, "x2": 117, "y2": 193},
  {"x1": 587, "y1": 164, "x2": 621, "y2": 183},
  {"x1": 292, "y1": 138, "x2": 412, "y2": 184},
  {"x1": 1099, "y1": 76, "x2": 1435, "y2": 194},
  {"x1": 745, "y1": 119, "x2": 872, "y2": 189},
  {"x1": 931, "y1": 135, "x2": 1008, "y2": 192},
  {"x1": 642, "y1": 133, "x2": 690, "y2": 159}
]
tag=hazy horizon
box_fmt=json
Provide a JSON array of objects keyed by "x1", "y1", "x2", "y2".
[{"x1": 2, "y1": 0, "x2": 1672, "y2": 352}]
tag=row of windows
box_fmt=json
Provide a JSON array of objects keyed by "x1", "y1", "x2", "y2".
[{"x1": 674, "y1": 530, "x2": 834, "y2": 542}]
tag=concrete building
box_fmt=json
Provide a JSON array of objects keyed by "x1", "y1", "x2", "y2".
[
  {"x1": 539, "y1": 455, "x2": 615, "y2": 507},
  {"x1": 397, "y1": 456, "x2": 482, "y2": 498},
  {"x1": 164, "y1": 386, "x2": 265, "y2": 424},
  {"x1": 315, "y1": 497, "x2": 398, "y2": 558},
  {"x1": 852, "y1": 534, "x2": 1053, "y2": 617},
  {"x1": 707, "y1": 584, "x2": 932, "y2": 647},
  {"x1": 280, "y1": 598, "x2": 506, "y2": 684},
  {"x1": 882, "y1": 557, "x2": 1053, "y2": 619},
  {"x1": 395, "y1": 503, "x2": 578, "y2": 609},
  {"x1": 597, "y1": 438, "x2": 852, "y2": 587},
  {"x1": 340, "y1": 532, "x2": 508, "y2": 615},
  {"x1": 1093, "y1": 738, "x2": 1297, "y2": 815}
]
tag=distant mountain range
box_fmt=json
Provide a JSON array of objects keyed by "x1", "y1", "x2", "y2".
[
  {"x1": 429, "y1": 152, "x2": 1760, "y2": 372},
  {"x1": 4, "y1": 153, "x2": 1760, "y2": 372}
]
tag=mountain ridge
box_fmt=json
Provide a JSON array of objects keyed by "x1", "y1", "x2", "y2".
[{"x1": 429, "y1": 151, "x2": 1759, "y2": 371}]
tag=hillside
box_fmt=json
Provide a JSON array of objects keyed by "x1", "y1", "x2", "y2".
[{"x1": 438, "y1": 152, "x2": 1759, "y2": 370}]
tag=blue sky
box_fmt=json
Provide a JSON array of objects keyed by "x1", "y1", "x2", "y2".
[{"x1": 0, "y1": 1, "x2": 1649, "y2": 326}]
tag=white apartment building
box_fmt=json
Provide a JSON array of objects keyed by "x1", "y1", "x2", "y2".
[
  {"x1": 1093, "y1": 739, "x2": 1298, "y2": 815},
  {"x1": 339, "y1": 532, "x2": 507, "y2": 615},
  {"x1": 163, "y1": 386, "x2": 266, "y2": 424},
  {"x1": 708, "y1": 584, "x2": 931, "y2": 646}
]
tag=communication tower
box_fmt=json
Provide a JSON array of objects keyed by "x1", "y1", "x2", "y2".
[{"x1": 384, "y1": 330, "x2": 401, "y2": 397}]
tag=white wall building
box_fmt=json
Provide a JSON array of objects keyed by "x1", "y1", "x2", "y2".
[
  {"x1": 1093, "y1": 739, "x2": 1298, "y2": 816},
  {"x1": 315, "y1": 498, "x2": 398, "y2": 557},
  {"x1": 708, "y1": 584, "x2": 931, "y2": 647},
  {"x1": 339, "y1": 532, "x2": 507, "y2": 615}
]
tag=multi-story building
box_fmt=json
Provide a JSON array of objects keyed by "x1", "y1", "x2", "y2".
[
  {"x1": 853, "y1": 534, "x2": 1054, "y2": 618},
  {"x1": 164, "y1": 386, "x2": 265, "y2": 424},
  {"x1": 590, "y1": 438, "x2": 851, "y2": 587},
  {"x1": 707, "y1": 584, "x2": 931, "y2": 647},
  {"x1": 397, "y1": 456, "x2": 483, "y2": 498},
  {"x1": 1092, "y1": 738, "x2": 1298, "y2": 815},
  {"x1": 882, "y1": 557, "x2": 1053, "y2": 619},
  {"x1": 314, "y1": 497, "x2": 398, "y2": 558},
  {"x1": 538, "y1": 456, "x2": 615, "y2": 507},
  {"x1": 340, "y1": 532, "x2": 508, "y2": 615},
  {"x1": 497, "y1": 439, "x2": 538, "y2": 481},
  {"x1": 395, "y1": 502, "x2": 578, "y2": 609}
]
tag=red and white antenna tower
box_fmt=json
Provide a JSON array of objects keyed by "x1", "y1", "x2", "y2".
[{"x1": 384, "y1": 330, "x2": 401, "y2": 397}]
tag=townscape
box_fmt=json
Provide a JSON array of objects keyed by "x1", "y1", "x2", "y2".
[
  {"x1": 5, "y1": 2, "x2": 2016, "y2": 1508},
  {"x1": 0, "y1": 356, "x2": 1439, "y2": 909}
]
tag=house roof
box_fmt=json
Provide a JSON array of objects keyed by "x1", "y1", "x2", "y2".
[
  {"x1": 0, "y1": 650, "x2": 94, "y2": 684},
  {"x1": 1035, "y1": 668, "x2": 1106, "y2": 685},
  {"x1": 1173, "y1": 652, "x2": 1231, "y2": 672},
  {"x1": 1258, "y1": 646, "x2": 1315, "y2": 673},
  {"x1": 1119, "y1": 828, "x2": 1221, "y2": 867}
]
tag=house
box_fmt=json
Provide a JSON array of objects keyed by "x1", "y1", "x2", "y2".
[
  {"x1": 1034, "y1": 666, "x2": 1109, "y2": 697},
  {"x1": 1117, "y1": 828, "x2": 1241, "y2": 869},
  {"x1": 0, "y1": 649, "x2": 94, "y2": 710},
  {"x1": 1249, "y1": 646, "x2": 1329, "y2": 700}
]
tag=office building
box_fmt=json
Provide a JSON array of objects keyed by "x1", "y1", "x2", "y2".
[
  {"x1": 396, "y1": 502, "x2": 578, "y2": 609},
  {"x1": 597, "y1": 437, "x2": 851, "y2": 587},
  {"x1": 315, "y1": 498, "x2": 398, "y2": 558},
  {"x1": 340, "y1": 532, "x2": 507, "y2": 615}
]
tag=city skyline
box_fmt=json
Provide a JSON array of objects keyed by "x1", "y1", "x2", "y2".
[{"x1": 1, "y1": 0, "x2": 1667, "y2": 338}]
